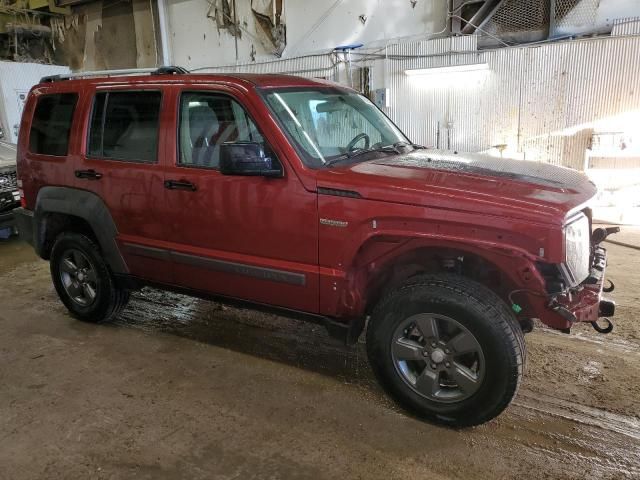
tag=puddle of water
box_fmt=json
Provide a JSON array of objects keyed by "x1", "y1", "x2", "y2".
[{"x1": 113, "y1": 288, "x2": 372, "y2": 387}]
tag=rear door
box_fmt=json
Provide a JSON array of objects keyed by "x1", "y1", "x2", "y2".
[
  {"x1": 76, "y1": 86, "x2": 171, "y2": 283},
  {"x1": 160, "y1": 85, "x2": 319, "y2": 312}
]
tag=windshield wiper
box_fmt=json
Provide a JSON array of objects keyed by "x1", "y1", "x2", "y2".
[{"x1": 324, "y1": 142, "x2": 412, "y2": 167}]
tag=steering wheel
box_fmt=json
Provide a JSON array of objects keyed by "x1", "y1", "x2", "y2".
[{"x1": 346, "y1": 133, "x2": 370, "y2": 152}]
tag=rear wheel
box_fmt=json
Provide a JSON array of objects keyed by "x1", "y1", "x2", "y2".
[
  {"x1": 50, "y1": 232, "x2": 129, "y2": 323},
  {"x1": 366, "y1": 274, "x2": 525, "y2": 427}
]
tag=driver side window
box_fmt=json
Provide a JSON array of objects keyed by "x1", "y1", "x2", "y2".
[{"x1": 178, "y1": 92, "x2": 265, "y2": 168}]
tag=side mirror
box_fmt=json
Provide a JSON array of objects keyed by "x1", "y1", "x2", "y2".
[{"x1": 219, "y1": 142, "x2": 283, "y2": 178}]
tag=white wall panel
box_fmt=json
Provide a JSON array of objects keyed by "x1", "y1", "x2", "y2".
[
  {"x1": 0, "y1": 62, "x2": 70, "y2": 144},
  {"x1": 283, "y1": 0, "x2": 447, "y2": 56}
]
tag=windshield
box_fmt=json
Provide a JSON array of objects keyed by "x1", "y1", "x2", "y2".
[{"x1": 262, "y1": 87, "x2": 410, "y2": 168}]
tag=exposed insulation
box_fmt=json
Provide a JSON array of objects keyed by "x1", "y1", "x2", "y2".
[
  {"x1": 52, "y1": 0, "x2": 157, "y2": 71},
  {"x1": 251, "y1": 0, "x2": 285, "y2": 55},
  {"x1": 207, "y1": 0, "x2": 241, "y2": 37}
]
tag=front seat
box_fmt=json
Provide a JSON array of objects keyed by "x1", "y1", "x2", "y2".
[{"x1": 189, "y1": 105, "x2": 220, "y2": 167}]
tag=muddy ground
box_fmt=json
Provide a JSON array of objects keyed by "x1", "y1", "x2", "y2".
[{"x1": 1, "y1": 233, "x2": 639, "y2": 479}]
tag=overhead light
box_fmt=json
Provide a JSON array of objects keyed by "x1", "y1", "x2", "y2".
[{"x1": 404, "y1": 62, "x2": 490, "y2": 76}]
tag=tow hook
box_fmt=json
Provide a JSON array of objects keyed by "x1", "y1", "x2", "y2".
[
  {"x1": 591, "y1": 318, "x2": 614, "y2": 334},
  {"x1": 603, "y1": 279, "x2": 615, "y2": 293},
  {"x1": 591, "y1": 299, "x2": 616, "y2": 334},
  {"x1": 592, "y1": 226, "x2": 621, "y2": 244}
]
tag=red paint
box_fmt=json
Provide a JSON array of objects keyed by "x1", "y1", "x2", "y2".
[{"x1": 17, "y1": 73, "x2": 607, "y2": 331}]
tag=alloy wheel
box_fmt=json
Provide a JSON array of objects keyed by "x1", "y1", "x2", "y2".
[
  {"x1": 59, "y1": 248, "x2": 98, "y2": 307},
  {"x1": 391, "y1": 313, "x2": 485, "y2": 403}
]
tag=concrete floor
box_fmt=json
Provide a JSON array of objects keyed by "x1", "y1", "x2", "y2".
[{"x1": 1, "y1": 232, "x2": 639, "y2": 480}]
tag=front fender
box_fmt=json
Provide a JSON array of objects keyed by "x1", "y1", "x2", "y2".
[{"x1": 319, "y1": 231, "x2": 547, "y2": 320}]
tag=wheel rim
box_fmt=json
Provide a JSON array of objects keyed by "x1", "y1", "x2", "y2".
[
  {"x1": 59, "y1": 248, "x2": 98, "y2": 307},
  {"x1": 391, "y1": 313, "x2": 485, "y2": 403}
]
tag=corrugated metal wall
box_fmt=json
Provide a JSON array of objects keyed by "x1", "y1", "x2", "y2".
[
  {"x1": 194, "y1": 53, "x2": 339, "y2": 80},
  {"x1": 381, "y1": 34, "x2": 640, "y2": 170},
  {"x1": 199, "y1": 33, "x2": 640, "y2": 171},
  {"x1": 612, "y1": 17, "x2": 640, "y2": 36}
]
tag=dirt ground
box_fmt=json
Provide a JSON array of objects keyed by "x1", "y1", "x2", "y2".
[{"x1": 1, "y1": 232, "x2": 639, "y2": 480}]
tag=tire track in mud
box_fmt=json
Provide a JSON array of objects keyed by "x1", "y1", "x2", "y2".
[
  {"x1": 514, "y1": 390, "x2": 640, "y2": 441},
  {"x1": 539, "y1": 327, "x2": 640, "y2": 357},
  {"x1": 515, "y1": 324, "x2": 640, "y2": 477},
  {"x1": 504, "y1": 390, "x2": 640, "y2": 479}
]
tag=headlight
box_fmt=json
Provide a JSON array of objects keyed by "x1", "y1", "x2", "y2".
[{"x1": 561, "y1": 213, "x2": 590, "y2": 286}]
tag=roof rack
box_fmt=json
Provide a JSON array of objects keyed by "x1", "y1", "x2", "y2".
[{"x1": 40, "y1": 65, "x2": 189, "y2": 83}]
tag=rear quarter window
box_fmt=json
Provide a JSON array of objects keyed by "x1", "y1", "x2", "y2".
[{"x1": 29, "y1": 93, "x2": 78, "y2": 156}]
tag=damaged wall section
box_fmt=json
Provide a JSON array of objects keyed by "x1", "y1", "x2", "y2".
[
  {"x1": 206, "y1": 0, "x2": 285, "y2": 58},
  {"x1": 167, "y1": 0, "x2": 446, "y2": 70},
  {"x1": 168, "y1": 0, "x2": 286, "y2": 67},
  {"x1": 52, "y1": 0, "x2": 157, "y2": 71},
  {"x1": 251, "y1": 0, "x2": 286, "y2": 57}
]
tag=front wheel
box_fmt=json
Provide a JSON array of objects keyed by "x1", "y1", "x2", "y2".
[
  {"x1": 366, "y1": 274, "x2": 525, "y2": 427},
  {"x1": 50, "y1": 232, "x2": 129, "y2": 323}
]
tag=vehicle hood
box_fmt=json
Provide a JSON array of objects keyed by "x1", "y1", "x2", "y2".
[
  {"x1": 316, "y1": 149, "x2": 597, "y2": 224},
  {"x1": 0, "y1": 141, "x2": 17, "y2": 170}
]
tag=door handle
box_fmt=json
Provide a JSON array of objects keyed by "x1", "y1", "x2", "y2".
[
  {"x1": 75, "y1": 169, "x2": 102, "y2": 180},
  {"x1": 164, "y1": 179, "x2": 197, "y2": 191}
]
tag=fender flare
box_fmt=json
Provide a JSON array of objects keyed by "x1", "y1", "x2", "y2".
[
  {"x1": 34, "y1": 186, "x2": 128, "y2": 274},
  {"x1": 336, "y1": 235, "x2": 547, "y2": 318}
]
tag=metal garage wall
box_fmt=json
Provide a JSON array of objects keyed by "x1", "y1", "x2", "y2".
[
  {"x1": 192, "y1": 53, "x2": 338, "y2": 80},
  {"x1": 381, "y1": 34, "x2": 640, "y2": 170},
  {"x1": 193, "y1": 32, "x2": 640, "y2": 171}
]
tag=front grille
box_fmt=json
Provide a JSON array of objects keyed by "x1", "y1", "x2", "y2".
[
  {"x1": 563, "y1": 213, "x2": 590, "y2": 286},
  {"x1": 0, "y1": 169, "x2": 17, "y2": 194},
  {"x1": 0, "y1": 169, "x2": 18, "y2": 213},
  {"x1": 0, "y1": 191, "x2": 18, "y2": 212}
]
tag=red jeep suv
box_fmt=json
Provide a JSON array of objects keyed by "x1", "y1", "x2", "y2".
[{"x1": 14, "y1": 67, "x2": 617, "y2": 427}]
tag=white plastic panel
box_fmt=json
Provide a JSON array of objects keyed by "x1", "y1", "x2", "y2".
[{"x1": 0, "y1": 61, "x2": 70, "y2": 144}]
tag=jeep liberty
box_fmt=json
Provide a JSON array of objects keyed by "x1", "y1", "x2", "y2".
[{"x1": 14, "y1": 67, "x2": 617, "y2": 427}]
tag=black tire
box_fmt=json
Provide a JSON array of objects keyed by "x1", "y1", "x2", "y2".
[
  {"x1": 50, "y1": 231, "x2": 129, "y2": 323},
  {"x1": 366, "y1": 273, "x2": 525, "y2": 427}
]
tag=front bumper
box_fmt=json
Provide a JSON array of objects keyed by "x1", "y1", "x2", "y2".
[
  {"x1": 537, "y1": 246, "x2": 614, "y2": 331},
  {"x1": 568, "y1": 246, "x2": 612, "y2": 322}
]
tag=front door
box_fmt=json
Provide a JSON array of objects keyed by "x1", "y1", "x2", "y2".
[{"x1": 161, "y1": 86, "x2": 319, "y2": 312}]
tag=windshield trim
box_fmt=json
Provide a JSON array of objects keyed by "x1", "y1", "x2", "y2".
[{"x1": 257, "y1": 85, "x2": 412, "y2": 169}]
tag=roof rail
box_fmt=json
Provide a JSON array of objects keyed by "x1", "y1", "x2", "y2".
[{"x1": 40, "y1": 65, "x2": 189, "y2": 83}]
